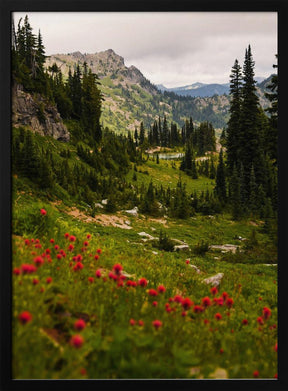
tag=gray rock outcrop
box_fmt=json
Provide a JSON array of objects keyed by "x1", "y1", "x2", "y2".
[{"x1": 12, "y1": 84, "x2": 70, "y2": 142}]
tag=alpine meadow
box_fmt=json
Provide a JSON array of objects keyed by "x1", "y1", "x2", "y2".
[{"x1": 11, "y1": 13, "x2": 278, "y2": 380}]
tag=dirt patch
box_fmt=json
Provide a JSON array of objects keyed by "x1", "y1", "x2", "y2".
[{"x1": 67, "y1": 208, "x2": 132, "y2": 229}]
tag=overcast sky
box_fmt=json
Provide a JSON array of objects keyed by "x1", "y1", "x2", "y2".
[{"x1": 13, "y1": 12, "x2": 277, "y2": 88}]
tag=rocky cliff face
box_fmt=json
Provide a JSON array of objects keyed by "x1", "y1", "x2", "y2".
[
  {"x1": 12, "y1": 84, "x2": 70, "y2": 142},
  {"x1": 45, "y1": 49, "x2": 158, "y2": 95}
]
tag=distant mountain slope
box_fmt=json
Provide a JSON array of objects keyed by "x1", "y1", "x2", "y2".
[{"x1": 45, "y1": 50, "x2": 270, "y2": 132}]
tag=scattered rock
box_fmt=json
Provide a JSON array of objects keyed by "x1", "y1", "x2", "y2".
[
  {"x1": 125, "y1": 206, "x2": 138, "y2": 216},
  {"x1": 173, "y1": 244, "x2": 190, "y2": 252},
  {"x1": 94, "y1": 203, "x2": 104, "y2": 209},
  {"x1": 138, "y1": 232, "x2": 155, "y2": 240},
  {"x1": 101, "y1": 199, "x2": 108, "y2": 205},
  {"x1": 209, "y1": 368, "x2": 228, "y2": 379},
  {"x1": 209, "y1": 244, "x2": 239, "y2": 254},
  {"x1": 189, "y1": 264, "x2": 201, "y2": 274},
  {"x1": 202, "y1": 273, "x2": 224, "y2": 287},
  {"x1": 152, "y1": 251, "x2": 158, "y2": 255}
]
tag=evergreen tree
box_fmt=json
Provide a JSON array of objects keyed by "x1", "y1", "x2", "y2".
[
  {"x1": 238, "y1": 45, "x2": 262, "y2": 193},
  {"x1": 215, "y1": 148, "x2": 226, "y2": 201},
  {"x1": 81, "y1": 68, "x2": 102, "y2": 143},
  {"x1": 139, "y1": 122, "x2": 145, "y2": 145},
  {"x1": 226, "y1": 59, "x2": 242, "y2": 174}
]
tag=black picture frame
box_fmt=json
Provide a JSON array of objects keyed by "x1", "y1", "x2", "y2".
[{"x1": 1, "y1": 1, "x2": 287, "y2": 390}]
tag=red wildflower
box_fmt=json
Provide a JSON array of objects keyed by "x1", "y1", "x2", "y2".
[
  {"x1": 13, "y1": 268, "x2": 21, "y2": 275},
  {"x1": 129, "y1": 318, "x2": 136, "y2": 326},
  {"x1": 80, "y1": 368, "x2": 87, "y2": 376},
  {"x1": 64, "y1": 233, "x2": 70, "y2": 238},
  {"x1": 242, "y1": 319, "x2": 248, "y2": 325},
  {"x1": 210, "y1": 287, "x2": 218, "y2": 296},
  {"x1": 18, "y1": 311, "x2": 32, "y2": 325},
  {"x1": 24, "y1": 239, "x2": 30, "y2": 246},
  {"x1": 33, "y1": 256, "x2": 44, "y2": 267},
  {"x1": 54, "y1": 245, "x2": 60, "y2": 250},
  {"x1": 259, "y1": 297, "x2": 262, "y2": 301},
  {"x1": 138, "y1": 320, "x2": 144, "y2": 326},
  {"x1": 83, "y1": 241, "x2": 89, "y2": 247},
  {"x1": 185, "y1": 259, "x2": 190, "y2": 264},
  {"x1": 94, "y1": 254, "x2": 99, "y2": 260},
  {"x1": 70, "y1": 334, "x2": 84, "y2": 348},
  {"x1": 112, "y1": 263, "x2": 123, "y2": 276},
  {"x1": 21, "y1": 264, "x2": 36, "y2": 274},
  {"x1": 60, "y1": 250, "x2": 66, "y2": 257},
  {"x1": 32, "y1": 278, "x2": 39, "y2": 285},
  {"x1": 73, "y1": 262, "x2": 84, "y2": 271},
  {"x1": 166, "y1": 306, "x2": 172, "y2": 313},
  {"x1": 152, "y1": 301, "x2": 158, "y2": 307},
  {"x1": 152, "y1": 320, "x2": 162, "y2": 330},
  {"x1": 40, "y1": 208, "x2": 47, "y2": 216},
  {"x1": 274, "y1": 342, "x2": 278, "y2": 352},
  {"x1": 88, "y1": 277, "x2": 94, "y2": 283},
  {"x1": 148, "y1": 289, "x2": 158, "y2": 297},
  {"x1": 181, "y1": 311, "x2": 187, "y2": 317},
  {"x1": 95, "y1": 269, "x2": 101, "y2": 278},
  {"x1": 201, "y1": 296, "x2": 212, "y2": 307},
  {"x1": 204, "y1": 319, "x2": 210, "y2": 324},
  {"x1": 253, "y1": 370, "x2": 259, "y2": 378},
  {"x1": 213, "y1": 297, "x2": 224, "y2": 306},
  {"x1": 108, "y1": 272, "x2": 117, "y2": 280},
  {"x1": 46, "y1": 277, "x2": 52, "y2": 284},
  {"x1": 74, "y1": 319, "x2": 86, "y2": 331},
  {"x1": 193, "y1": 305, "x2": 204, "y2": 313},
  {"x1": 174, "y1": 295, "x2": 183, "y2": 304},
  {"x1": 76, "y1": 254, "x2": 83, "y2": 262},
  {"x1": 126, "y1": 280, "x2": 137, "y2": 287},
  {"x1": 69, "y1": 235, "x2": 76, "y2": 242},
  {"x1": 274, "y1": 374, "x2": 278, "y2": 379},
  {"x1": 219, "y1": 348, "x2": 224, "y2": 354},
  {"x1": 182, "y1": 297, "x2": 194, "y2": 310},
  {"x1": 263, "y1": 307, "x2": 272, "y2": 320},
  {"x1": 226, "y1": 298, "x2": 234, "y2": 308},
  {"x1": 138, "y1": 278, "x2": 148, "y2": 287},
  {"x1": 86, "y1": 234, "x2": 91, "y2": 239},
  {"x1": 68, "y1": 244, "x2": 74, "y2": 251},
  {"x1": 257, "y1": 316, "x2": 264, "y2": 325},
  {"x1": 215, "y1": 312, "x2": 222, "y2": 320},
  {"x1": 56, "y1": 254, "x2": 62, "y2": 260},
  {"x1": 50, "y1": 238, "x2": 55, "y2": 244},
  {"x1": 222, "y1": 292, "x2": 228, "y2": 300},
  {"x1": 157, "y1": 285, "x2": 166, "y2": 293},
  {"x1": 96, "y1": 248, "x2": 102, "y2": 254}
]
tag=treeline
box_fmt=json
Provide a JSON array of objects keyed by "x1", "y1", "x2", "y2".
[{"x1": 134, "y1": 116, "x2": 216, "y2": 155}]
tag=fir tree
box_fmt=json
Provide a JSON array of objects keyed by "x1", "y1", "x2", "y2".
[
  {"x1": 226, "y1": 59, "x2": 242, "y2": 174},
  {"x1": 215, "y1": 148, "x2": 226, "y2": 201}
]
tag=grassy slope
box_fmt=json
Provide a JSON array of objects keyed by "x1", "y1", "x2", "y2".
[{"x1": 12, "y1": 152, "x2": 277, "y2": 379}]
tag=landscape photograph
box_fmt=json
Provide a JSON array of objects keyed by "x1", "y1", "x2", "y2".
[{"x1": 10, "y1": 11, "x2": 279, "y2": 380}]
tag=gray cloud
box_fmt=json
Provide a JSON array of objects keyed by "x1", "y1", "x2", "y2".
[{"x1": 13, "y1": 12, "x2": 277, "y2": 87}]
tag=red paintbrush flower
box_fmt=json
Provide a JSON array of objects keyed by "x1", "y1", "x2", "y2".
[
  {"x1": 182, "y1": 297, "x2": 194, "y2": 310},
  {"x1": 157, "y1": 285, "x2": 166, "y2": 293},
  {"x1": 193, "y1": 305, "x2": 204, "y2": 313},
  {"x1": 18, "y1": 311, "x2": 32, "y2": 325},
  {"x1": 148, "y1": 289, "x2": 158, "y2": 297},
  {"x1": 33, "y1": 256, "x2": 44, "y2": 267},
  {"x1": 40, "y1": 209, "x2": 47, "y2": 216},
  {"x1": 214, "y1": 312, "x2": 222, "y2": 320},
  {"x1": 263, "y1": 307, "x2": 272, "y2": 320},
  {"x1": 112, "y1": 263, "x2": 123, "y2": 276},
  {"x1": 95, "y1": 269, "x2": 101, "y2": 278},
  {"x1": 152, "y1": 320, "x2": 162, "y2": 330},
  {"x1": 88, "y1": 277, "x2": 94, "y2": 283},
  {"x1": 138, "y1": 278, "x2": 148, "y2": 287},
  {"x1": 74, "y1": 319, "x2": 86, "y2": 331},
  {"x1": 201, "y1": 296, "x2": 211, "y2": 307},
  {"x1": 70, "y1": 334, "x2": 84, "y2": 348},
  {"x1": 46, "y1": 277, "x2": 52, "y2": 284}
]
